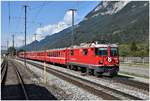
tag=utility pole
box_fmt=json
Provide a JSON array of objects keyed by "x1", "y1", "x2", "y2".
[
  {"x1": 23, "y1": 5, "x2": 28, "y2": 66},
  {"x1": 12, "y1": 34, "x2": 14, "y2": 48},
  {"x1": 22, "y1": 40, "x2": 25, "y2": 46},
  {"x1": 68, "y1": 9, "x2": 77, "y2": 47},
  {"x1": 33, "y1": 34, "x2": 37, "y2": 41},
  {"x1": 7, "y1": 40, "x2": 9, "y2": 50},
  {"x1": 33, "y1": 33, "x2": 37, "y2": 51},
  {"x1": 12, "y1": 34, "x2": 15, "y2": 56}
]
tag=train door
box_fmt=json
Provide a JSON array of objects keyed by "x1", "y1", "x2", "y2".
[{"x1": 65, "y1": 48, "x2": 70, "y2": 64}]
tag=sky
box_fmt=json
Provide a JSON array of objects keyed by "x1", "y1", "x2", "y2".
[{"x1": 1, "y1": 1, "x2": 100, "y2": 50}]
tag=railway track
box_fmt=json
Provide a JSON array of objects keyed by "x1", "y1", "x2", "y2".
[
  {"x1": 18, "y1": 58, "x2": 149, "y2": 92},
  {"x1": 1, "y1": 58, "x2": 8, "y2": 84},
  {"x1": 1, "y1": 59, "x2": 29, "y2": 100},
  {"x1": 103, "y1": 76, "x2": 149, "y2": 91},
  {"x1": 10, "y1": 61, "x2": 29, "y2": 100},
  {"x1": 18, "y1": 59, "x2": 144, "y2": 100}
]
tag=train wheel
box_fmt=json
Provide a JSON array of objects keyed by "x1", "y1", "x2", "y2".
[
  {"x1": 70, "y1": 65, "x2": 74, "y2": 70},
  {"x1": 110, "y1": 72, "x2": 118, "y2": 77},
  {"x1": 86, "y1": 68, "x2": 93, "y2": 75},
  {"x1": 67, "y1": 65, "x2": 70, "y2": 69},
  {"x1": 94, "y1": 70, "x2": 103, "y2": 77},
  {"x1": 74, "y1": 66, "x2": 78, "y2": 71},
  {"x1": 81, "y1": 67, "x2": 86, "y2": 73},
  {"x1": 77, "y1": 66, "x2": 81, "y2": 71}
]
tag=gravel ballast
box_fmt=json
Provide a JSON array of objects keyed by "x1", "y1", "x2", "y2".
[
  {"x1": 16, "y1": 58, "x2": 149, "y2": 100},
  {"x1": 16, "y1": 59, "x2": 102, "y2": 100}
]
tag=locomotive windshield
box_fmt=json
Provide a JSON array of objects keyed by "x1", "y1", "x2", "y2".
[
  {"x1": 110, "y1": 47, "x2": 118, "y2": 56},
  {"x1": 95, "y1": 48, "x2": 108, "y2": 56}
]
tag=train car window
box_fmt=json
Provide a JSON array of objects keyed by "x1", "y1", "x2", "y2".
[
  {"x1": 95, "y1": 48, "x2": 108, "y2": 56},
  {"x1": 59, "y1": 52, "x2": 60, "y2": 57},
  {"x1": 55, "y1": 52, "x2": 57, "y2": 57},
  {"x1": 53, "y1": 52, "x2": 54, "y2": 57},
  {"x1": 48, "y1": 52, "x2": 51, "y2": 56},
  {"x1": 54, "y1": 52, "x2": 56, "y2": 57},
  {"x1": 70, "y1": 50, "x2": 74, "y2": 56},
  {"x1": 60, "y1": 52, "x2": 62, "y2": 57},
  {"x1": 110, "y1": 47, "x2": 118, "y2": 56},
  {"x1": 82, "y1": 49, "x2": 88, "y2": 55},
  {"x1": 57, "y1": 52, "x2": 58, "y2": 57}
]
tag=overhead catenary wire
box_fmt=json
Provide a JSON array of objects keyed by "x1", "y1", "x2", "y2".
[
  {"x1": 8, "y1": 1, "x2": 11, "y2": 44},
  {"x1": 25, "y1": 2, "x2": 46, "y2": 34},
  {"x1": 33, "y1": 2, "x2": 46, "y2": 24}
]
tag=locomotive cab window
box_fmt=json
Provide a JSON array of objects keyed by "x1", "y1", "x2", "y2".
[
  {"x1": 95, "y1": 47, "x2": 108, "y2": 56},
  {"x1": 82, "y1": 49, "x2": 88, "y2": 55},
  {"x1": 110, "y1": 47, "x2": 118, "y2": 56},
  {"x1": 70, "y1": 50, "x2": 74, "y2": 56}
]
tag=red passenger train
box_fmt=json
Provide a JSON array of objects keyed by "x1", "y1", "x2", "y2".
[{"x1": 18, "y1": 42, "x2": 119, "y2": 76}]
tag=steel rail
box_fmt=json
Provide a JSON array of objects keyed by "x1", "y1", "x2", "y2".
[
  {"x1": 11, "y1": 61, "x2": 29, "y2": 100},
  {"x1": 25, "y1": 58, "x2": 149, "y2": 92},
  {"x1": 1, "y1": 59, "x2": 8, "y2": 84},
  {"x1": 103, "y1": 76, "x2": 149, "y2": 91},
  {"x1": 20, "y1": 59, "x2": 143, "y2": 100}
]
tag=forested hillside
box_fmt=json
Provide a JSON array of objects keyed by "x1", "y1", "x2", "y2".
[{"x1": 22, "y1": 1, "x2": 149, "y2": 56}]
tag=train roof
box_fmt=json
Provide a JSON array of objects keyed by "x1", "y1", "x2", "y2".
[
  {"x1": 19, "y1": 43, "x2": 118, "y2": 53},
  {"x1": 68, "y1": 43, "x2": 118, "y2": 49}
]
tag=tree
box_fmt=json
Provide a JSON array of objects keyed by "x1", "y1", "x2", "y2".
[
  {"x1": 130, "y1": 42, "x2": 137, "y2": 51},
  {"x1": 7, "y1": 47, "x2": 16, "y2": 56},
  {"x1": 17, "y1": 49, "x2": 25, "y2": 53}
]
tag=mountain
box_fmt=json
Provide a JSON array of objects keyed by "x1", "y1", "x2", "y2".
[{"x1": 23, "y1": 1, "x2": 149, "y2": 51}]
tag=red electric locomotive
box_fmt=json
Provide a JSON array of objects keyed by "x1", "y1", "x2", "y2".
[
  {"x1": 66, "y1": 43, "x2": 119, "y2": 76},
  {"x1": 18, "y1": 42, "x2": 119, "y2": 76}
]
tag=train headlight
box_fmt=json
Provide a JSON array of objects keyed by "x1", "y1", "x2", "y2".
[{"x1": 107, "y1": 57, "x2": 112, "y2": 62}]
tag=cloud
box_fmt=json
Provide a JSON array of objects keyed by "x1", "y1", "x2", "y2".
[
  {"x1": 32, "y1": 34, "x2": 44, "y2": 41},
  {"x1": 36, "y1": 10, "x2": 76, "y2": 36},
  {"x1": 16, "y1": 35, "x2": 34, "y2": 47},
  {"x1": 16, "y1": 11, "x2": 76, "y2": 47}
]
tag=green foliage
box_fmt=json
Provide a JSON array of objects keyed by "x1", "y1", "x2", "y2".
[
  {"x1": 17, "y1": 49, "x2": 25, "y2": 53},
  {"x1": 7, "y1": 47, "x2": 16, "y2": 55},
  {"x1": 119, "y1": 43, "x2": 149, "y2": 57},
  {"x1": 130, "y1": 42, "x2": 137, "y2": 51}
]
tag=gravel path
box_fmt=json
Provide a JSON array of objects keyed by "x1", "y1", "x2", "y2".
[{"x1": 119, "y1": 65, "x2": 149, "y2": 78}]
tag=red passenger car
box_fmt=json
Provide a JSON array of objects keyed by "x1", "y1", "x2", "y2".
[
  {"x1": 46, "y1": 49, "x2": 67, "y2": 65},
  {"x1": 18, "y1": 42, "x2": 119, "y2": 76}
]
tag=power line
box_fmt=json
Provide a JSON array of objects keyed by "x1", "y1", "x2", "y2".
[
  {"x1": 8, "y1": 2, "x2": 11, "y2": 26},
  {"x1": 34, "y1": 2, "x2": 46, "y2": 22},
  {"x1": 33, "y1": 33, "x2": 39, "y2": 51},
  {"x1": 27, "y1": 2, "x2": 46, "y2": 30},
  {"x1": 8, "y1": 1, "x2": 11, "y2": 42}
]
